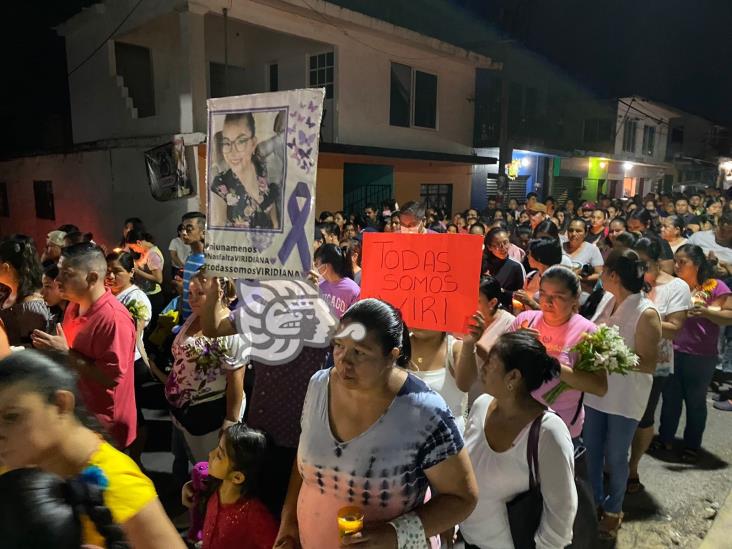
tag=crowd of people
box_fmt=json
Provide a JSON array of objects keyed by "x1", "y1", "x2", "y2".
[{"x1": 0, "y1": 186, "x2": 731, "y2": 548}]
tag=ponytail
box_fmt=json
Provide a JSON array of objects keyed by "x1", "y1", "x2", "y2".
[
  {"x1": 66, "y1": 467, "x2": 128, "y2": 548},
  {"x1": 0, "y1": 467, "x2": 128, "y2": 549},
  {"x1": 397, "y1": 321, "x2": 412, "y2": 367}
]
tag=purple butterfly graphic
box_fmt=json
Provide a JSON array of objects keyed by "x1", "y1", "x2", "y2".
[
  {"x1": 298, "y1": 130, "x2": 316, "y2": 146},
  {"x1": 297, "y1": 114, "x2": 305, "y2": 123},
  {"x1": 305, "y1": 117, "x2": 316, "y2": 129},
  {"x1": 289, "y1": 111, "x2": 298, "y2": 119},
  {"x1": 307, "y1": 100, "x2": 317, "y2": 112}
]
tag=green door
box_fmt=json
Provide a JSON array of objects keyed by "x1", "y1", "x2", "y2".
[{"x1": 343, "y1": 163, "x2": 394, "y2": 215}]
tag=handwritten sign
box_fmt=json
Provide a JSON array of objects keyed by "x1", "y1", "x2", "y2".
[{"x1": 360, "y1": 233, "x2": 483, "y2": 332}]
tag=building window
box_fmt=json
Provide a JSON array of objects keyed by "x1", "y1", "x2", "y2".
[
  {"x1": 268, "y1": 63, "x2": 279, "y2": 92},
  {"x1": 0, "y1": 182, "x2": 8, "y2": 217},
  {"x1": 643, "y1": 125, "x2": 656, "y2": 156},
  {"x1": 390, "y1": 63, "x2": 412, "y2": 127},
  {"x1": 33, "y1": 180, "x2": 55, "y2": 220},
  {"x1": 671, "y1": 126, "x2": 684, "y2": 144},
  {"x1": 622, "y1": 119, "x2": 637, "y2": 153},
  {"x1": 114, "y1": 42, "x2": 155, "y2": 117},
  {"x1": 390, "y1": 63, "x2": 438, "y2": 129},
  {"x1": 209, "y1": 62, "x2": 247, "y2": 98},
  {"x1": 309, "y1": 51, "x2": 334, "y2": 99},
  {"x1": 420, "y1": 184, "x2": 452, "y2": 214}
]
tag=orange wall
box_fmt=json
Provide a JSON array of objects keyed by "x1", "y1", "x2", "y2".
[{"x1": 315, "y1": 153, "x2": 473, "y2": 215}]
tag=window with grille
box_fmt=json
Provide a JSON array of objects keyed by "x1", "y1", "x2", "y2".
[
  {"x1": 309, "y1": 52, "x2": 334, "y2": 99},
  {"x1": 420, "y1": 184, "x2": 453, "y2": 214},
  {"x1": 642, "y1": 125, "x2": 656, "y2": 156}
]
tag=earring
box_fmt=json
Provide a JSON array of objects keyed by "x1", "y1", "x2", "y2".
[{"x1": 507, "y1": 383, "x2": 514, "y2": 391}]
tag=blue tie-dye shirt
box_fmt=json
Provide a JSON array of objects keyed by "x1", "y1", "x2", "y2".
[{"x1": 296, "y1": 368, "x2": 463, "y2": 548}]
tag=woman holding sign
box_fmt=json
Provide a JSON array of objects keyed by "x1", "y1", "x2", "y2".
[{"x1": 274, "y1": 299, "x2": 477, "y2": 549}]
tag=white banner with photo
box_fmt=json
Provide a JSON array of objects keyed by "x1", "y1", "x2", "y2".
[{"x1": 205, "y1": 89, "x2": 325, "y2": 279}]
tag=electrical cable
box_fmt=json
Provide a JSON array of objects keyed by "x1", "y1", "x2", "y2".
[{"x1": 67, "y1": 0, "x2": 146, "y2": 77}]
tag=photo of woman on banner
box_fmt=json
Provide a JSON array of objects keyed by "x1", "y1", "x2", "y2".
[{"x1": 209, "y1": 111, "x2": 283, "y2": 230}]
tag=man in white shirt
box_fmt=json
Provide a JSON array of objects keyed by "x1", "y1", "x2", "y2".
[{"x1": 687, "y1": 211, "x2": 732, "y2": 266}]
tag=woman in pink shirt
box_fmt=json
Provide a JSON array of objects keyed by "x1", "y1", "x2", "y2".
[{"x1": 510, "y1": 266, "x2": 608, "y2": 440}]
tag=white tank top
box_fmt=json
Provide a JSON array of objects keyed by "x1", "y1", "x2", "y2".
[
  {"x1": 413, "y1": 335, "x2": 468, "y2": 433},
  {"x1": 585, "y1": 293, "x2": 658, "y2": 420}
]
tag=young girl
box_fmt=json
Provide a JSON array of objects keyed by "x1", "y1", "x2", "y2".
[
  {"x1": 182, "y1": 423, "x2": 278, "y2": 549},
  {"x1": 0, "y1": 349, "x2": 185, "y2": 549}
]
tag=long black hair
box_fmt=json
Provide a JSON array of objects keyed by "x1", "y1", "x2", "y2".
[
  {"x1": 340, "y1": 298, "x2": 411, "y2": 367},
  {"x1": 0, "y1": 234, "x2": 43, "y2": 301},
  {"x1": 314, "y1": 243, "x2": 353, "y2": 279},
  {"x1": 677, "y1": 243, "x2": 714, "y2": 285},
  {"x1": 605, "y1": 248, "x2": 647, "y2": 293},
  {"x1": 0, "y1": 349, "x2": 107, "y2": 437},
  {"x1": 488, "y1": 332, "x2": 560, "y2": 392},
  {"x1": 0, "y1": 468, "x2": 128, "y2": 549}
]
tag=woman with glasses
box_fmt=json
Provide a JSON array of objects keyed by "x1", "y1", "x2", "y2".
[
  {"x1": 210, "y1": 112, "x2": 281, "y2": 229},
  {"x1": 481, "y1": 228, "x2": 525, "y2": 311}
]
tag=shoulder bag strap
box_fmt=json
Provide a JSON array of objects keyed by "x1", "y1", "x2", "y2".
[
  {"x1": 527, "y1": 413, "x2": 543, "y2": 488},
  {"x1": 570, "y1": 392, "x2": 585, "y2": 425}
]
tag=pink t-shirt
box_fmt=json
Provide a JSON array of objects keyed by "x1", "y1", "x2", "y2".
[{"x1": 510, "y1": 311, "x2": 597, "y2": 438}]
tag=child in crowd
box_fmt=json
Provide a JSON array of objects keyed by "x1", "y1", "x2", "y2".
[{"x1": 182, "y1": 423, "x2": 278, "y2": 549}]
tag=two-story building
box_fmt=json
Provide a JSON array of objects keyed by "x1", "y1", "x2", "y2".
[{"x1": 0, "y1": 0, "x2": 498, "y2": 248}]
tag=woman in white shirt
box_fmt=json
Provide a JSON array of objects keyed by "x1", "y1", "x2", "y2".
[
  {"x1": 105, "y1": 250, "x2": 153, "y2": 463},
  {"x1": 407, "y1": 329, "x2": 467, "y2": 433},
  {"x1": 627, "y1": 238, "x2": 690, "y2": 493},
  {"x1": 584, "y1": 249, "x2": 662, "y2": 539},
  {"x1": 456, "y1": 276, "x2": 515, "y2": 406},
  {"x1": 562, "y1": 218, "x2": 604, "y2": 292},
  {"x1": 460, "y1": 331, "x2": 577, "y2": 549}
]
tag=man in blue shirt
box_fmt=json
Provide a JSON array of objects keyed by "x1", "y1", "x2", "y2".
[{"x1": 180, "y1": 211, "x2": 206, "y2": 321}]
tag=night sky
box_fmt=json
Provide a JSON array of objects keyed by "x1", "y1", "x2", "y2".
[{"x1": 1, "y1": 0, "x2": 730, "y2": 155}]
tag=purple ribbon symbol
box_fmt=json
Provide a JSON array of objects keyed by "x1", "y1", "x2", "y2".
[{"x1": 278, "y1": 181, "x2": 312, "y2": 273}]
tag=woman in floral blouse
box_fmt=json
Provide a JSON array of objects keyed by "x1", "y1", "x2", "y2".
[
  {"x1": 165, "y1": 269, "x2": 247, "y2": 463},
  {"x1": 210, "y1": 112, "x2": 281, "y2": 229}
]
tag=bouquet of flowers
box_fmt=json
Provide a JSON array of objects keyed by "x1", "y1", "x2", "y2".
[
  {"x1": 691, "y1": 279, "x2": 717, "y2": 308},
  {"x1": 125, "y1": 299, "x2": 150, "y2": 324},
  {"x1": 542, "y1": 324, "x2": 639, "y2": 404}
]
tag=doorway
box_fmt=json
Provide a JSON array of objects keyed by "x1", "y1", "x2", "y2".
[{"x1": 343, "y1": 163, "x2": 394, "y2": 216}]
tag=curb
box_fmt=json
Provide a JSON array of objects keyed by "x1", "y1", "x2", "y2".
[{"x1": 699, "y1": 485, "x2": 732, "y2": 548}]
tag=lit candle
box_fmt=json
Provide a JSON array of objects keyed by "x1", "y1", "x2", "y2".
[{"x1": 337, "y1": 506, "x2": 364, "y2": 540}]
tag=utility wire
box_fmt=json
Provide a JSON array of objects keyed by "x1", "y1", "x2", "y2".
[{"x1": 67, "y1": 0, "x2": 146, "y2": 77}]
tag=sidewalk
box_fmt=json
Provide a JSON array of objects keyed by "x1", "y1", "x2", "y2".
[{"x1": 699, "y1": 486, "x2": 732, "y2": 549}]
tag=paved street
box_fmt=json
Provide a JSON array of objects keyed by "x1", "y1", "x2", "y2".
[{"x1": 616, "y1": 373, "x2": 732, "y2": 548}]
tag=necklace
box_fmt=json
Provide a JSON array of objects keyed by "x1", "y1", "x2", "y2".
[{"x1": 408, "y1": 357, "x2": 424, "y2": 371}]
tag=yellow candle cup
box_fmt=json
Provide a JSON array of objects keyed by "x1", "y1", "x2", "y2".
[{"x1": 337, "y1": 506, "x2": 364, "y2": 540}]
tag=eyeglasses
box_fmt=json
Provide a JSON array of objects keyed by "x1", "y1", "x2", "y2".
[{"x1": 221, "y1": 134, "x2": 253, "y2": 154}]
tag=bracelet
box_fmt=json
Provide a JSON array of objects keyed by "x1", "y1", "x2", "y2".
[{"x1": 387, "y1": 511, "x2": 428, "y2": 548}]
